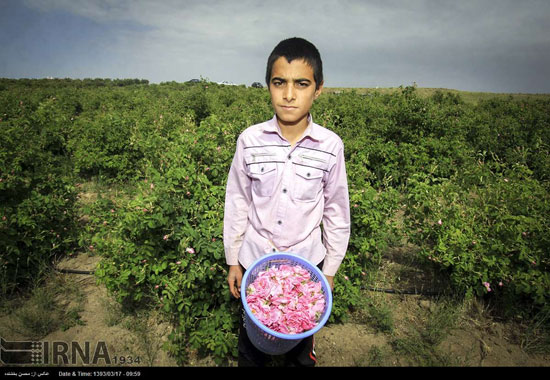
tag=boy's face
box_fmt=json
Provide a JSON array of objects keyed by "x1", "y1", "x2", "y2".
[{"x1": 268, "y1": 56, "x2": 323, "y2": 130}]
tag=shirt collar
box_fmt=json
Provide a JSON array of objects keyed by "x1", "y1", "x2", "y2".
[{"x1": 263, "y1": 114, "x2": 322, "y2": 142}]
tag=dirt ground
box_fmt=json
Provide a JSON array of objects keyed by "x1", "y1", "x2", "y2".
[
  {"x1": 1, "y1": 252, "x2": 548, "y2": 368},
  {"x1": 315, "y1": 298, "x2": 549, "y2": 367}
]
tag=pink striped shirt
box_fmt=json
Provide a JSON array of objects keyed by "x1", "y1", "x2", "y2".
[{"x1": 223, "y1": 115, "x2": 350, "y2": 276}]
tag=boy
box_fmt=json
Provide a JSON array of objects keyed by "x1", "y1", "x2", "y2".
[{"x1": 223, "y1": 37, "x2": 350, "y2": 366}]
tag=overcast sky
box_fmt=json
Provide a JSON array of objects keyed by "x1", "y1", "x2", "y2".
[{"x1": 1, "y1": 0, "x2": 549, "y2": 93}]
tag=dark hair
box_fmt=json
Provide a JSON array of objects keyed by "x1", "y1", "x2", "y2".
[{"x1": 265, "y1": 37, "x2": 323, "y2": 89}]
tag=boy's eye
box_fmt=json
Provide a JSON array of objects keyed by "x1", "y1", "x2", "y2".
[{"x1": 271, "y1": 80, "x2": 310, "y2": 88}]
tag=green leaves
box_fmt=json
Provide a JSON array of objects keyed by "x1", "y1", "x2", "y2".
[
  {"x1": 1, "y1": 90, "x2": 78, "y2": 296},
  {"x1": 404, "y1": 165, "x2": 550, "y2": 307},
  {"x1": 3, "y1": 78, "x2": 549, "y2": 363}
]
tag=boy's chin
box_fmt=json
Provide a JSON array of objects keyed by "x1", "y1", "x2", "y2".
[{"x1": 276, "y1": 113, "x2": 308, "y2": 126}]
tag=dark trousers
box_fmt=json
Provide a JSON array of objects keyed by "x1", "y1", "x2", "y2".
[{"x1": 237, "y1": 260, "x2": 323, "y2": 367}]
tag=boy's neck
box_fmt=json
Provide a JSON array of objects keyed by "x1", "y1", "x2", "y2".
[{"x1": 276, "y1": 115, "x2": 309, "y2": 147}]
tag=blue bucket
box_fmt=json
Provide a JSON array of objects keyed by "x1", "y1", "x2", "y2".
[{"x1": 241, "y1": 253, "x2": 333, "y2": 355}]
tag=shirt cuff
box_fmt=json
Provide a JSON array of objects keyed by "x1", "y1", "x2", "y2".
[
  {"x1": 224, "y1": 245, "x2": 241, "y2": 266},
  {"x1": 321, "y1": 255, "x2": 343, "y2": 277}
]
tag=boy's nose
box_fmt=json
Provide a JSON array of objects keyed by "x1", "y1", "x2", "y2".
[{"x1": 283, "y1": 86, "x2": 296, "y2": 101}]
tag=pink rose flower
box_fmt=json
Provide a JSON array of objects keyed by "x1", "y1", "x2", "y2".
[{"x1": 246, "y1": 264, "x2": 326, "y2": 334}]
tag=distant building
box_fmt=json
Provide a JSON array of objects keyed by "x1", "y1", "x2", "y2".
[{"x1": 217, "y1": 81, "x2": 237, "y2": 86}]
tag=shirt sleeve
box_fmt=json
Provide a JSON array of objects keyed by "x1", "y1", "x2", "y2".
[
  {"x1": 321, "y1": 142, "x2": 351, "y2": 276},
  {"x1": 223, "y1": 135, "x2": 252, "y2": 266}
]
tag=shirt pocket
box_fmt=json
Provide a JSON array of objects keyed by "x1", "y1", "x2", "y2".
[
  {"x1": 246, "y1": 161, "x2": 278, "y2": 197},
  {"x1": 292, "y1": 164, "x2": 325, "y2": 202}
]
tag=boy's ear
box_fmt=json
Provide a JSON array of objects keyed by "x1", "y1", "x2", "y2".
[{"x1": 314, "y1": 81, "x2": 324, "y2": 99}]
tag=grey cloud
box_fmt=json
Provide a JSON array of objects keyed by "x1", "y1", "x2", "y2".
[{"x1": 12, "y1": 0, "x2": 550, "y2": 92}]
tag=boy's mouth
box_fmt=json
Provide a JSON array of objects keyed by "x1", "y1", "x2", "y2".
[{"x1": 280, "y1": 105, "x2": 297, "y2": 110}]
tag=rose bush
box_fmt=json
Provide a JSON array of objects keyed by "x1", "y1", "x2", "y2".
[{"x1": 2, "y1": 79, "x2": 549, "y2": 363}]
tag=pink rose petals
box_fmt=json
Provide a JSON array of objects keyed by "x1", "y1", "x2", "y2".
[{"x1": 246, "y1": 264, "x2": 326, "y2": 335}]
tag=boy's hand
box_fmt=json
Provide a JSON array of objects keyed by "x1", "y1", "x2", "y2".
[
  {"x1": 325, "y1": 275, "x2": 334, "y2": 291},
  {"x1": 227, "y1": 265, "x2": 243, "y2": 298}
]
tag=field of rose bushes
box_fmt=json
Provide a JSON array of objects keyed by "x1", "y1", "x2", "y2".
[{"x1": 1, "y1": 78, "x2": 549, "y2": 363}]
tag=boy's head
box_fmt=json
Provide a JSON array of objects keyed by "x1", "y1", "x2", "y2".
[{"x1": 265, "y1": 37, "x2": 323, "y2": 90}]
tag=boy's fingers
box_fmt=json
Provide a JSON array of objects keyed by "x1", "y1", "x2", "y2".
[
  {"x1": 227, "y1": 265, "x2": 244, "y2": 298},
  {"x1": 228, "y1": 278, "x2": 235, "y2": 297},
  {"x1": 229, "y1": 282, "x2": 238, "y2": 298},
  {"x1": 228, "y1": 274, "x2": 241, "y2": 298},
  {"x1": 234, "y1": 277, "x2": 241, "y2": 298}
]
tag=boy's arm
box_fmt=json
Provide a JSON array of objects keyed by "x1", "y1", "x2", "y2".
[
  {"x1": 223, "y1": 136, "x2": 251, "y2": 288},
  {"x1": 321, "y1": 143, "x2": 351, "y2": 279}
]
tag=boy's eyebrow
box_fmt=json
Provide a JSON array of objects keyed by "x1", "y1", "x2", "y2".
[{"x1": 271, "y1": 76, "x2": 312, "y2": 83}]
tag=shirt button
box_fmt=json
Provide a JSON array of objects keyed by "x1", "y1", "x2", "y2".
[
  {"x1": 272, "y1": 248, "x2": 276, "y2": 252},
  {"x1": 282, "y1": 188, "x2": 287, "y2": 193},
  {"x1": 306, "y1": 172, "x2": 311, "y2": 177},
  {"x1": 287, "y1": 154, "x2": 292, "y2": 160},
  {"x1": 277, "y1": 220, "x2": 282, "y2": 225}
]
